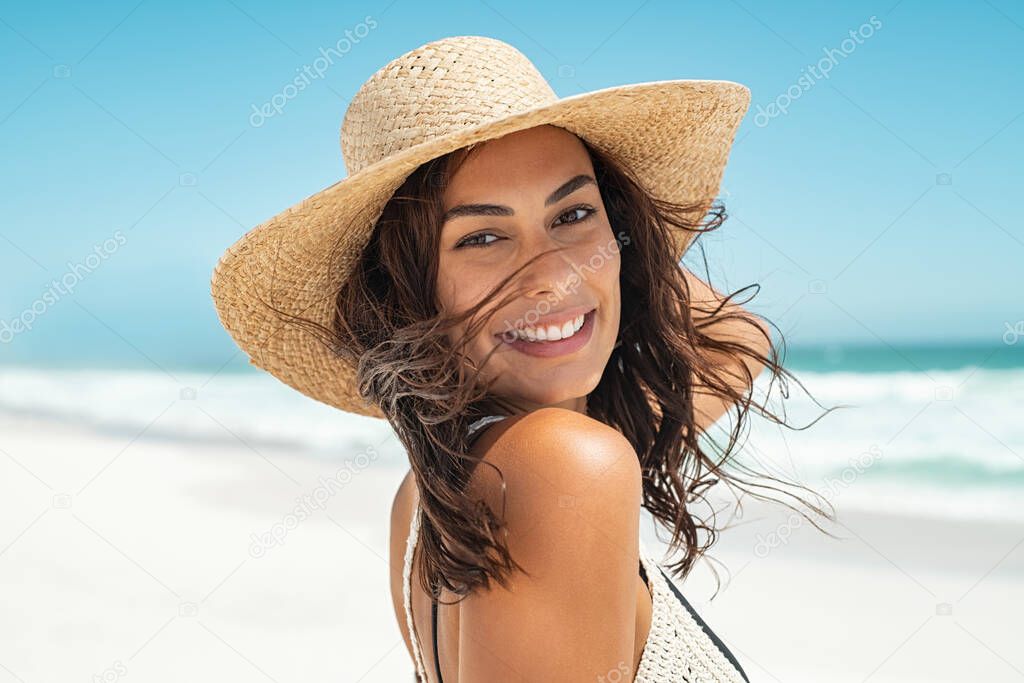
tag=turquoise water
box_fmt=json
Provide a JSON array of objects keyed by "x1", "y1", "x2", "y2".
[
  {"x1": 784, "y1": 341, "x2": 1024, "y2": 373},
  {"x1": 2, "y1": 342, "x2": 1022, "y2": 520}
]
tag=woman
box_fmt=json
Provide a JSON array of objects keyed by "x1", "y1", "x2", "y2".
[{"x1": 211, "y1": 35, "x2": 835, "y2": 682}]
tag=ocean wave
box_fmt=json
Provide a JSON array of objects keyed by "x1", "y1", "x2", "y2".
[
  {"x1": 0, "y1": 365, "x2": 402, "y2": 462},
  {"x1": 2, "y1": 364, "x2": 1021, "y2": 521}
]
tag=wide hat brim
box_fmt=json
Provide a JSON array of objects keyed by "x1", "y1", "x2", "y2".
[{"x1": 210, "y1": 78, "x2": 751, "y2": 419}]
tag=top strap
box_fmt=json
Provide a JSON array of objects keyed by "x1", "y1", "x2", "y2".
[
  {"x1": 467, "y1": 414, "x2": 507, "y2": 441},
  {"x1": 405, "y1": 415, "x2": 504, "y2": 680},
  {"x1": 402, "y1": 505, "x2": 430, "y2": 679}
]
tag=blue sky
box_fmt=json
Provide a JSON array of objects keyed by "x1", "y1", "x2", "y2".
[{"x1": 1, "y1": 0, "x2": 1021, "y2": 369}]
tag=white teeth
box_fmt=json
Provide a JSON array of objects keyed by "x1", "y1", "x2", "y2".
[{"x1": 511, "y1": 313, "x2": 586, "y2": 342}]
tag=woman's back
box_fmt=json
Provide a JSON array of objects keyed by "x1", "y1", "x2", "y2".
[{"x1": 388, "y1": 407, "x2": 749, "y2": 682}]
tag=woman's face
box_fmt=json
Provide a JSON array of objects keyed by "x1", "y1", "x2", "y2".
[{"x1": 436, "y1": 124, "x2": 622, "y2": 414}]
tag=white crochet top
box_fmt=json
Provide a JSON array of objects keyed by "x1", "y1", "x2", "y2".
[{"x1": 402, "y1": 503, "x2": 750, "y2": 682}]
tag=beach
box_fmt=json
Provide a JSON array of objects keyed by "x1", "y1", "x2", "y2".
[{"x1": 2, "y1": 408, "x2": 1022, "y2": 682}]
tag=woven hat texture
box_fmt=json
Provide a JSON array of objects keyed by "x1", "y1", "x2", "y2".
[{"x1": 210, "y1": 35, "x2": 751, "y2": 418}]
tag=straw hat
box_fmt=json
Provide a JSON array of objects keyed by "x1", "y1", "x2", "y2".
[{"x1": 210, "y1": 34, "x2": 750, "y2": 419}]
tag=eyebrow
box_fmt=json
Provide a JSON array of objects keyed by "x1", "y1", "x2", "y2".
[{"x1": 441, "y1": 174, "x2": 597, "y2": 225}]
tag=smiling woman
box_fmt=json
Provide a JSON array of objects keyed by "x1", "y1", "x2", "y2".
[
  {"x1": 211, "y1": 34, "x2": 838, "y2": 683},
  {"x1": 330, "y1": 123, "x2": 836, "y2": 681}
]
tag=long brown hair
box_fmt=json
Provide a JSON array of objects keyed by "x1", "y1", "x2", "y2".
[{"x1": 323, "y1": 129, "x2": 841, "y2": 602}]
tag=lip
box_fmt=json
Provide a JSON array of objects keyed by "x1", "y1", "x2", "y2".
[{"x1": 496, "y1": 308, "x2": 597, "y2": 358}]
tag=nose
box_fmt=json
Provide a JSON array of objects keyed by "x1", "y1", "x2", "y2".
[{"x1": 517, "y1": 234, "x2": 577, "y2": 300}]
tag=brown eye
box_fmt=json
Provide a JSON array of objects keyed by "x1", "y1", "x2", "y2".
[
  {"x1": 455, "y1": 232, "x2": 500, "y2": 249},
  {"x1": 554, "y1": 206, "x2": 596, "y2": 226}
]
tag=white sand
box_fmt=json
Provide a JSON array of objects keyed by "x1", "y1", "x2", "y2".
[{"x1": 1, "y1": 413, "x2": 1021, "y2": 682}]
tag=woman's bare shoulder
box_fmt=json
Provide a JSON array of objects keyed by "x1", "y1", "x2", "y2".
[
  {"x1": 392, "y1": 407, "x2": 638, "y2": 542},
  {"x1": 466, "y1": 406, "x2": 641, "y2": 515},
  {"x1": 460, "y1": 407, "x2": 644, "y2": 679}
]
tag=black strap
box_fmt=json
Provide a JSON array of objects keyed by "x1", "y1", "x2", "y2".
[
  {"x1": 431, "y1": 596, "x2": 444, "y2": 683},
  {"x1": 428, "y1": 414, "x2": 502, "y2": 682},
  {"x1": 656, "y1": 566, "x2": 750, "y2": 682}
]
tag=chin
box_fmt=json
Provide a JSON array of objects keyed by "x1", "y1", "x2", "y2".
[
  {"x1": 477, "y1": 351, "x2": 611, "y2": 408},
  {"x1": 507, "y1": 374, "x2": 603, "y2": 409}
]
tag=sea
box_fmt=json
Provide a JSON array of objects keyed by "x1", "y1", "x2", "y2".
[{"x1": 2, "y1": 341, "x2": 1021, "y2": 523}]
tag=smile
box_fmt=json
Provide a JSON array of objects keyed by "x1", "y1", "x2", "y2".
[
  {"x1": 496, "y1": 308, "x2": 597, "y2": 359},
  {"x1": 506, "y1": 313, "x2": 586, "y2": 342}
]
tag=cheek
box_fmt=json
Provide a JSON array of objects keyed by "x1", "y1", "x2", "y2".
[
  {"x1": 583, "y1": 225, "x2": 621, "y2": 296},
  {"x1": 590, "y1": 240, "x2": 621, "y2": 333},
  {"x1": 436, "y1": 258, "x2": 474, "y2": 313},
  {"x1": 436, "y1": 262, "x2": 499, "y2": 354},
  {"x1": 437, "y1": 263, "x2": 490, "y2": 318},
  {"x1": 435, "y1": 268, "x2": 455, "y2": 313},
  {"x1": 604, "y1": 260, "x2": 622, "y2": 327}
]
